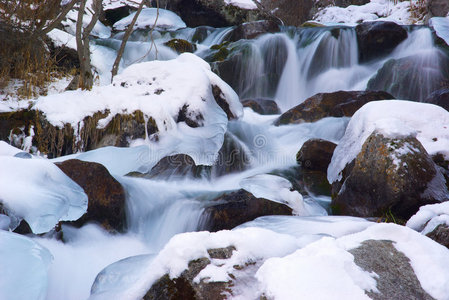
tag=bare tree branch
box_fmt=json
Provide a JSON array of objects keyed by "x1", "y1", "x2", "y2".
[
  {"x1": 40, "y1": 0, "x2": 79, "y2": 35},
  {"x1": 111, "y1": 0, "x2": 146, "y2": 80}
]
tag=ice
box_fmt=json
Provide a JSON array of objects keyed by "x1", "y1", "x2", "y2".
[
  {"x1": 239, "y1": 174, "x2": 327, "y2": 216},
  {"x1": 90, "y1": 254, "x2": 155, "y2": 300},
  {"x1": 407, "y1": 201, "x2": 449, "y2": 234},
  {"x1": 328, "y1": 100, "x2": 449, "y2": 183},
  {"x1": 33, "y1": 224, "x2": 150, "y2": 300},
  {"x1": 430, "y1": 17, "x2": 449, "y2": 47},
  {"x1": 0, "y1": 230, "x2": 53, "y2": 300},
  {"x1": 0, "y1": 157, "x2": 87, "y2": 234},
  {"x1": 113, "y1": 8, "x2": 186, "y2": 31}
]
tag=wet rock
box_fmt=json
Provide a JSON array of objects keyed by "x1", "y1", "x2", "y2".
[
  {"x1": 55, "y1": 159, "x2": 126, "y2": 232},
  {"x1": 427, "y1": 0, "x2": 449, "y2": 18},
  {"x1": 424, "y1": 88, "x2": 449, "y2": 111},
  {"x1": 213, "y1": 133, "x2": 251, "y2": 177},
  {"x1": 241, "y1": 98, "x2": 280, "y2": 115},
  {"x1": 164, "y1": 39, "x2": 197, "y2": 54},
  {"x1": 367, "y1": 52, "x2": 449, "y2": 101},
  {"x1": 101, "y1": 5, "x2": 135, "y2": 27},
  {"x1": 144, "y1": 252, "x2": 233, "y2": 300},
  {"x1": 350, "y1": 240, "x2": 433, "y2": 300},
  {"x1": 158, "y1": 0, "x2": 275, "y2": 28},
  {"x1": 212, "y1": 85, "x2": 238, "y2": 120},
  {"x1": 146, "y1": 154, "x2": 210, "y2": 180},
  {"x1": 356, "y1": 21, "x2": 407, "y2": 62},
  {"x1": 274, "y1": 90, "x2": 394, "y2": 125},
  {"x1": 200, "y1": 189, "x2": 292, "y2": 231},
  {"x1": 228, "y1": 20, "x2": 280, "y2": 42},
  {"x1": 331, "y1": 132, "x2": 448, "y2": 219},
  {"x1": 297, "y1": 138, "x2": 336, "y2": 172},
  {"x1": 426, "y1": 224, "x2": 449, "y2": 249}
]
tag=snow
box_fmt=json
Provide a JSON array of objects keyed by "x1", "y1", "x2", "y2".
[
  {"x1": 256, "y1": 237, "x2": 377, "y2": 300},
  {"x1": 47, "y1": 29, "x2": 77, "y2": 50},
  {"x1": 313, "y1": 0, "x2": 421, "y2": 25},
  {"x1": 62, "y1": 1, "x2": 111, "y2": 38},
  {"x1": 0, "y1": 157, "x2": 88, "y2": 234},
  {"x1": 328, "y1": 100, "x2": 449, "y2": 183},
  {"x1": 0, "y1": 230, "x2": 53, "y2": 300},
  {"x1": 224, "y1": 0, "x2": 258, "y2": 10},
  {"x1": 103, "y1": 0, "x2": 146, "y2": 10},
  {"x1": 430, "y1": 17, "x2": 449, "y2": 47},
  {"x1": 113, "y1": 8, "x2": 186, "y2": 31},
  {"x1": 407, "y1": 201, "x2": 449, "y2": 234},
  {"x1": 34, "y1": 53, "x2": 242, "y2": 169},
  {"x1": 0, "y1": 141, "x2": 22, "y2": 157}
]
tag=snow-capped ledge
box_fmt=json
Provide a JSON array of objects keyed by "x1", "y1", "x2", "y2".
[{"x1": 33, "y1": 53, "x2": 242, "y2": 166}]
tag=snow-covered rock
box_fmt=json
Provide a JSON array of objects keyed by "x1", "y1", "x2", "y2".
[
  {"x1": 0, "y1": 230, "x2": 53, "y2": 300},
  {"x1": 430, "y1": 17, "x2": 449, "y2": 46},
  {"x1": 328, "y1": 100, "x2": 449, "y2": 183},
  {"x1": 0, "y1": 157, "x2": 88, "y2": 234},
  {"x1": 407, "y1": 201, "x2": 449, "y2": 234},
  {"x1": 113, "y1": 8, "x2": 186, "y2": 31}
]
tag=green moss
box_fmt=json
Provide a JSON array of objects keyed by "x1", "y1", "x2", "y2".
[{"x1": 163, "y1": 39, "x2": 197, "y2": 54}]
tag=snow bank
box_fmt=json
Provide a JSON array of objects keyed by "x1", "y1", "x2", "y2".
[
  {"x1": 0, "y1": 157, "x2": 88, "y2": 234},
  {"x1": 407, "y1": 201, "x2": 449, "y2": 234},
  {"x1": 257, "y1": 223, "x2": 449, "y2": 300},
  {"x1": 0, "y1": 141, "x2": 22, "y2": 157},
  {"x1": 313, "y1": 0, "x2": 418, "y2": 25},
  {"x1": 430, "y1": 17, "x2": 449, "y2": 47},
  {"x1": 224, "y1": 0, "x2": 258, "y2": 10},
  {"x1": 0, "y1": 230, "x2": 53, "y2": 300},
  {"x1": 34, "y1": 53, "x2": 242, "y2": 168},
  {"x1": 328, "y1": 100, "x2": 449, "y2": 183},
  {"x1": 113, "y1": 8, "x2": 186, "y2": 31}
]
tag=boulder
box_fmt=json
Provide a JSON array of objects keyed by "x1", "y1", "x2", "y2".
[
  {"x1": 241, "y1": 98, "x2": 280, "y2": 115},
  {"x1": 157, "y1": 0, "x2": 274, "y2": 28},
  {"x1": 274, "y1": 90, "x2": 394, "y2": 125},
  {"x1": 296, "y1": 138, "x2": 336, "y2": 172},
  {"x1": 424, "y1": 88, "x2": 449, "y2": 111},
  {"x1": 228, "y1": 20, "x2": 280, "y2": 42},
  {"x1": 55, "y1": 159, "x2": 126, "y2": 232},
  {"x1": 349, "y1": 240, "x2": 433, "y2": 300},
  {"x1": 427, "y1": 0, "x2": 449, "y2": 18},
  {"x1": 164, "y1": 39, "x2": 197, "y2": 54},
  {"x1": 200, "y1": 189, "x2": 292, "y2": 231},
  {"x1": 145, "y1": 154, "x2": 210, "y2": 180},
  {"x1": 367, "y1": 51, "x2": 449, "y2": 101},
  {"x1": 426, "y1": 224, "x2": 449, "y2": 249},
  {"x1": 355, "y1": 21, "x2": 407, "y2": 62},
  {"x1": 144, "y1": 247, "x2": 236, "y2": 300},
  {"x1": 101, "y1": 5, "x2": 136, "y2": 27},
  {"x1": 212, "y1": 133, "x2": 251, "y2": 177},
  {"x1": 331, "y1": 132, "x2": 448, "y2": 219}
]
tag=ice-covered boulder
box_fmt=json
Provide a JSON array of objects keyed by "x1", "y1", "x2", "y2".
[
  {"x1": 0, "y1": 157, "x2": 88, "y2": 234},
  {"x1": 0, "y1": 230, "x2": 53, "y2": 300},
  {"x1": 328, "y1": 100, "x2": 449, "y2": 219},
  {"x1": 113, "y1": 8, "x2": 186, "y2": 31}
]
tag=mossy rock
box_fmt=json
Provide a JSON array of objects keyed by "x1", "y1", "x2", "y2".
[{"x1": 164, "y1": 39, "x2": 197, "y2": 54}]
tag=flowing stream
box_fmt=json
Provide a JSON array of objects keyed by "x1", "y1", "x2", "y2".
[{"x1": 34, "y1": 23, "x2": 449, "y2": 300}]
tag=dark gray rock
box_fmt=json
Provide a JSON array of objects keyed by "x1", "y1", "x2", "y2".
[
  {"x1": 356, "y1": 21, "x2": 407, "y2": 62},
  {"x1": 241, "y1": 98, "x2": 280, "y2": 115},
  {"x1": 297, "y1": 138, "x2": 337, "y2": 172},
  {"x1": 424, "y1": 88, "x2": 449, "y2": 111},
  {"x1": 427, "y1": 0, "x2": 449, "y2": 18},
  {"x1": 228, "y1": 20, "x2": 280, "y2": 42},
  {"x1": 350, "y1": 240, "x2": 434, "y2": 300}
]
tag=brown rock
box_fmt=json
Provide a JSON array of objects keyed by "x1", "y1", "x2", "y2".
[
  {"x1": 426, "y1": 224, "x2": 449, "y2": 249},
  {"x1": 200, "y1": 189, "x2": 292, "y2": 231},
  {"x1": 228, "y1": 20, "x2": 280, "y2": 42},
  {"x1": 241, "y1": 98, "x2": 280, "y2": 115},
  {"x1": 297, "y1": 138, "x2": 336, "y2": 172},
  {"x1": 274, "y1": 90, "x2": 394, "y2": 125},
  {"x1": 331, "y1": 132, "x2": 448, "y2": 219},
  {"x1": 56, "y1": 159, "x2": 126, "y2": 232}
]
